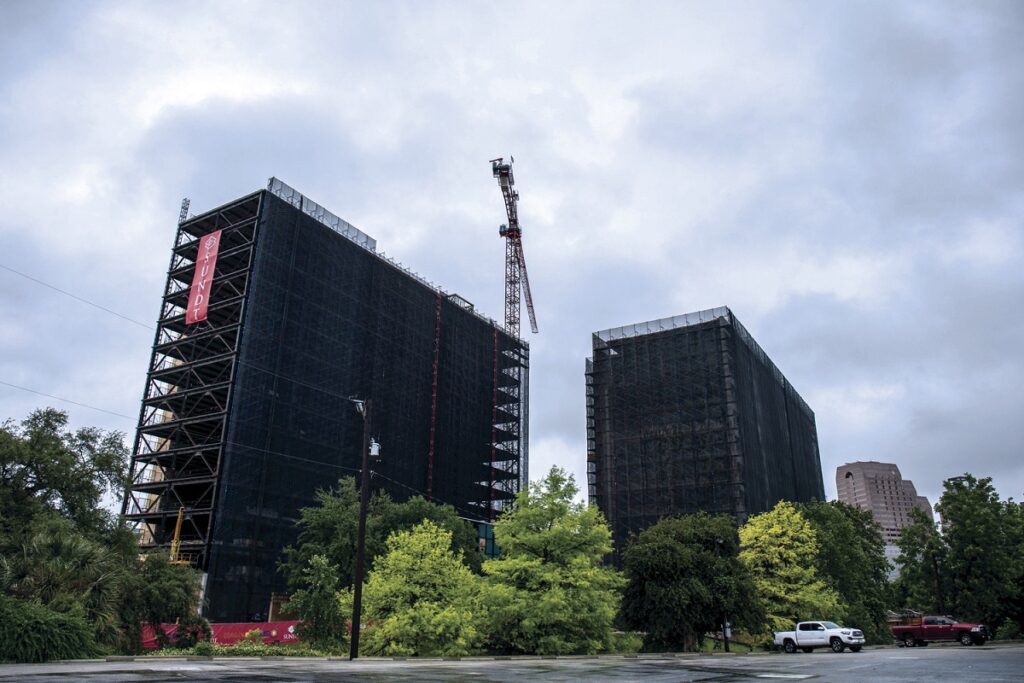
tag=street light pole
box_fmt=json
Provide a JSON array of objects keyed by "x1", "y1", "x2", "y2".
[
  {"x1": 349, "y1": 398, "x2": 372, "y2": 660},
  {"x1": 716, "y1": 537, "x2": 730, "y2": 653}
]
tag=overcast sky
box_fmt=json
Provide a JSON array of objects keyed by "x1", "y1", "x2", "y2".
[{"x1": 1, "y1": 1, "x2": 1022, "y2": 509}]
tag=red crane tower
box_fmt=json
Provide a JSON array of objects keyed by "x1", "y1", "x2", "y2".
[{"x1": 490, "y1": 157, "x2": 539, "y2": 338}]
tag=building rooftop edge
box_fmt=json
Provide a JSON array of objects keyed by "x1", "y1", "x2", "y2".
[
  {"x1": 183, "y1": 179, "x2": 524, "y2": 346},
  {"x1": 592, "y1": 306, "x2": 732, "y2": 341},
  {"x1": 266, "y1": 178, "x2": 523, "y2": 345},
  {"x1": 592, "y1": 307, "x2": 812, "y2": 418}
]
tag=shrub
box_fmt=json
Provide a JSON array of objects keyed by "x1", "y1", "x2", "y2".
[
  {"x1": 995, "y1": 618, "x2": 1022, "y2": 641},
  {"x1": 0, "y1": 595, "x2": 99, "y2": 663},
  {"x1": 145, "y1": 642, "x2": 331, "y2": 657},
  {"x1": 173, "y1": 612, "x2": 212, "y2": 648},
  {"x1": 605, "y1": 632, "x2": 643, "y2": 654},
  {"x1": 243, "y1": 628, "x2": 263, "y2": 644}
]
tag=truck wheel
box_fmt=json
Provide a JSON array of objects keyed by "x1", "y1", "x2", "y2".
[
  {"x1": 903, "y1": 634, "x2": 915, "y2": 648},
  {"x1": 850, "y1": 645, "x2": 862, "y2": 652},
  {"x1": 959, "y1": 632, "x2": 973, "y2": 646},
  {"x1": 784, "y1": 640, "x2": 797, "y2": 654},
  {"x1": 830, "y1": 637, "x2": 845, "y2": 653}
]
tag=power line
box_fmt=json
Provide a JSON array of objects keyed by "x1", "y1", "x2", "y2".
[
  {"x1": 0, "y1": 262, "x2": 153, "y2": 330},
  {"x1": 3, "y1": 263, "x2": 375, "y2": 405},
  {"x1": 0, "y1": 379, "x2": 135, "y2": 421}
]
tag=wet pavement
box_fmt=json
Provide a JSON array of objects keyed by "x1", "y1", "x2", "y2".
[{"x1": 2, "y1": 643, "x2": 1022, "y2": 682}]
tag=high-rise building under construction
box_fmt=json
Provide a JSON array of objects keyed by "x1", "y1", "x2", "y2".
[
  {"x1": 122, "y1": 179, "x2": 528, "y2": 621},
  {"x1": 586, "y1": 307, "x2": 824, "y2": 559}
]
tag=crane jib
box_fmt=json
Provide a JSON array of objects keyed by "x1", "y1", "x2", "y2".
[{"x1": 490, "y1": 156, "x2": 538, "y2": 337}]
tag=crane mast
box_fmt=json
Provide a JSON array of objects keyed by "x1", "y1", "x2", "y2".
[{"x1": 491, "y1": 157, "x2": 539, "y2": 338}]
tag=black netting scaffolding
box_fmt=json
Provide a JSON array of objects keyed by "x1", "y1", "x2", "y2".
[
  {"x1": 124, "y1": 182, "x2": 527, "y2": 621},
  {"x1": 587, "y1": 307, "x2": 824, "y2": 562}
]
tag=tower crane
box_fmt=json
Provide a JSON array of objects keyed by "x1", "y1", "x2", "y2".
[{"x1": 490, "y1": 157, "x2": 538, "y2": 338}]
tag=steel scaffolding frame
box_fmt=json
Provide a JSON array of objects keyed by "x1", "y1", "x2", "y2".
[{"x1": 121, "y1": 192, "x2": 262, "y2": 569}]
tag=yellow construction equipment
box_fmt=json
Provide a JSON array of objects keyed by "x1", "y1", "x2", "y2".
[{"x1": 169, "y1": 507, "x2": 188, "y2": 565}]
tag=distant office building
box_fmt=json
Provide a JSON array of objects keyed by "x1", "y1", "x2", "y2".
[
  {"x1": 586, "y1": 307, "x2": 825, "y2": 560},
  {"x1": 836, "y1": 461, "x2": 933, "y2": 545},
  {"x1": 122, "y1": 179, "x2": 528, "y2": 621}
]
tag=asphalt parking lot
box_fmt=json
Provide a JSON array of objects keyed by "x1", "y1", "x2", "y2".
[{"x1": 2, "y1": 643, "x2": 1022, "y2": 682}]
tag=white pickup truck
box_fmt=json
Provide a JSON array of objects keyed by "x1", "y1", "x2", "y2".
[{"x1": 774, "y1": 621, "x2": 865, "y2": 653}]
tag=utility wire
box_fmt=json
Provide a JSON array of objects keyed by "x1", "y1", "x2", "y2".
[
  {"x1": 1, "y1": 264, "x2": 365, "y2": 404},
  {"x1": 0, "y1": 379, "x2": 136, "y2": 421},
  {"x1": 0, "y1": 262, "x2": 153, "y2": 330}
]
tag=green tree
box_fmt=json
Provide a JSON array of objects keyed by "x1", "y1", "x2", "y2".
[
  {"x1": 0, "y1": 407, "x2": 205, "y2": 654},
  {"x1": 480, "y1": 467, "x2": 624, "y2": 655},
  {"x1": 936, "y1": 474, "x2": 1019, "y2": 627},
  {"x1": 0, "y1": 408, "x2": 128, "y2": 551},
  {"x1": 287, "y1": 555, "x2": 348, "y2": 649},
  {"x1": 373, "y1": 494, "x2": 482, "y2": 574},
  {"x1": 1003, "y1": 500, "x2": 1024, "y2": 632},
  {"x1": 280, "y1": 478, "x2": 481, "y2": 592},
  {"x1": 739, "y1": 501, "x2": 843, "y2": 642},
  {"x1": 620, "y1": 513, "x2": 764, "y2": 651},
  {"x1": 800, "y1": 501, "x2": 891, "y2": 643},
  {"x1": 358, "y1": 520, "x2": 482, "y2": 656},
  {"x1": 896, "y1": 476, "x2": 1024, "y2": 631},
  {"x1": 894, "y1": 507, "x2": 948, "y2": 614},
  {"x1": 117, "y1": 552, "x2": 203, "y2": 651}
]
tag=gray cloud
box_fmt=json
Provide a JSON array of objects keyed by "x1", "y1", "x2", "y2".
[{"x1": 1, "y1": 0, "x2": 1022, "y2": 510}]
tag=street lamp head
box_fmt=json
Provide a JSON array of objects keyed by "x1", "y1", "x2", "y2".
[{"x1": 348, "y1": 398, "x2": 366, "y2": 417}]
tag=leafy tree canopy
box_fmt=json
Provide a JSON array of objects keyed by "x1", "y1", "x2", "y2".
[
  {"x1": 0, "y1": 407, "x2": 203, "y2": 657},
  {"x1": 0, "y1": 408, "x2": 128, "y2": 550},
  {"x1": 897, "y1": 474, "x2": 1023, "y2": 628},
  {"x1": 739, "y1": 501, "x2": 843, "y2": 641},
  {"x1": 894, "y1": 507, "x2": 948, "y2": 614},
  {"x1": 799, "y1": 500, "x2": 891, "y2": 642},
  {"x1": 118, "y1": 551, "x2": 203, "y2": 651},
  {"x1": 358, "y1": 520, "x2": 482, "y2": 656},
  {"x1": 280, "y1": 477, "x2": 481, "y2": 592},
  {"x1": 939, "y1": 474, "x2": 1021, "y2": 627},
  {"x1": 620, "y1": 513, "x2": 764, "y2": 651},
  {"x1": 286, "y1": 555, "x2": 347, "y2": 649},
  {"x1": 481, "y1": 466, "x2": 624, "y2": 655}
]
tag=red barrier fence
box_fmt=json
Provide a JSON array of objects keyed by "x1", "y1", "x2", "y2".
[{"x1": 141, "y1": 621, "x2": 301, "y2": 649}]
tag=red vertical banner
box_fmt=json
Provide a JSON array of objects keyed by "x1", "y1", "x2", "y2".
[{"x1": 185, "y1": 229, "x2": 222, "y2": 324}]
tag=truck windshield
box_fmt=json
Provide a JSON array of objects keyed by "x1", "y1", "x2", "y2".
[{"x1": 821, "y1": 622, "x2": 841, "y2": 630}]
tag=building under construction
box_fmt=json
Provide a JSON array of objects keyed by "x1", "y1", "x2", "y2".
[
  {"x1": 586, "y1": 307, "x2": 824, "y2": 560},
  {"x1": 122, "y1": 179, "x2": 528, "y2": 621}
]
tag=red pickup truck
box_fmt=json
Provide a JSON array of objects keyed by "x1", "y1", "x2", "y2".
[{"x1": 892, "y1": 615, "x2": 989, "y2": 647}]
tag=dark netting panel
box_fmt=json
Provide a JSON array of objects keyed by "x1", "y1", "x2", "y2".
[
  {"x1": 588, "y1": 318, "x2": 743, "y2": 562},
  {"x1": 205, "y1": 192, "x2": 525, "y2": 621},
  {"x1": 729, "y1": 313, "x2": 825, "y2": 512},
  {"x1": 588, "y1": 308, "x2": 822, "y2": 564}
]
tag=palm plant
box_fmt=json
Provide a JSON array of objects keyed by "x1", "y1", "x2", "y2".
[{"x1": 1, "y1": 530, "x2": 126, "y2": 646}]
